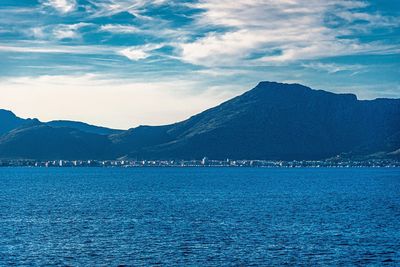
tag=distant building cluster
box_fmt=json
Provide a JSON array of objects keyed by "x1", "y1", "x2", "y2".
[{"x1": 0, "y1": 158, "x2": 399, "y2": 168}]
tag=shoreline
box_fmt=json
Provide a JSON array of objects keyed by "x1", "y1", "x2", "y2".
[{"x1": 1, "y1": 159, "x2": 399, "y2": 168}]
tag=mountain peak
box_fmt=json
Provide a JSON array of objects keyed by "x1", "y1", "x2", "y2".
[
  {"x1": 255, "y1": 81, "x2": 311, "y2": 89},
  {"x1": 251, "y1": 81, "x2": 357, "y2": 102}
]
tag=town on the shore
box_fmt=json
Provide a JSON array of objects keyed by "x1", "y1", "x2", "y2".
[{"x1": 0, "y1": 157, "x2": 399, "y2": 168}]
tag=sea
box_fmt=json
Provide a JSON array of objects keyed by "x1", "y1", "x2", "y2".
[{"x1": 0, "y1": 167, "x2": 399, "y2": 266}]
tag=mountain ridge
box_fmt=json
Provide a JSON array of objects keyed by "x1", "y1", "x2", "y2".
[{"x1": 0, "y1": 81, "x2": 399, "y2": 160}]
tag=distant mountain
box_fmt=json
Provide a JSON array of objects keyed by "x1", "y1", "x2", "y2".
[
  {"x1": 0, "y1": 111, "x2": 120, "y2": 160},
  {"x1": 0, "y1": 81, "x2": 399, "y2": 160},
  {"x1": 0, "y1": 125, "x2": 114, "y2": 160},
  {"x1": 47, "y1": 120, "x2": 122, "y2": 135}
]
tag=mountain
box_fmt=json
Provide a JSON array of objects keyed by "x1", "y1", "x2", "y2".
[
  {"x1": 112, "y1": 82, "x2": 400, "y2": 160},
  {"x1": 47, "y1": 120, "x2": 122, "y2": 135},
  {"x1": 0, "y1": 109, "x2": 121, "y2": 136},
  {"x1": 0, "y1": 81, "x2": 399, "y2": 160}
]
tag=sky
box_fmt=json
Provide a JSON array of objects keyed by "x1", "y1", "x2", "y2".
[{"x1": 0, "y1": 0, "x2": 399, "y2": 129}]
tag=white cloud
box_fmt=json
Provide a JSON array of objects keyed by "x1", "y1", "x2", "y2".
[
  {"x1": 0, "y1": 74, "x2": 236, "y2": 129},
  {"x1": 118, "y1": 44, "x2": 164, "y2": 61},
  {"x1": 42, "y1": 0, "x2": 76, "y2": 13},
  {"x1": 119, "y1": 48, "x2": 149, "y2": 61},
  {"x1": 177, "y1": 0, "x2": 400, "y2": 66}
]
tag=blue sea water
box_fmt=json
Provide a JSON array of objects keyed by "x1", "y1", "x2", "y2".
[{"x1": 0, "y1": 167, "x2": 399, "y2": 266}]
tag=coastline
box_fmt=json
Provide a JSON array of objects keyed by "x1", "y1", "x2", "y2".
[{"x1": 1, "y1": 158, "x2": 399, "y2": 168}]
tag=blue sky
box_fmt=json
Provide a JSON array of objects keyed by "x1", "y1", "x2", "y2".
[{"x1": 0, "y1": 0, "x2": 399, "y2": 128}]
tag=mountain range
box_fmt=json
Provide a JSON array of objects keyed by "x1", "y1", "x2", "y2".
[{"x1": 1, "y1": 81, "x2": 399, "y2": 160}]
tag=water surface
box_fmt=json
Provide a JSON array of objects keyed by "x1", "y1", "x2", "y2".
[{"x1": 0, "y1": 168, "x2": 399, "y2": 265}]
